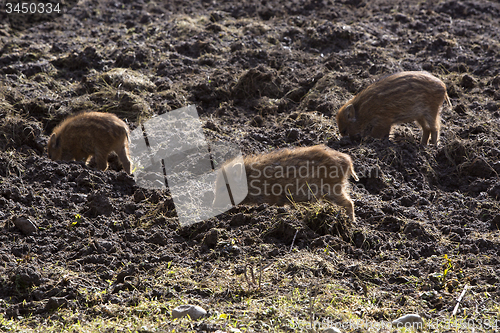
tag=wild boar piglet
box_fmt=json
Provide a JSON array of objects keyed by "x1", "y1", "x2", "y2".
[
  {"x1": 47, "y1": 111, "x2": 132, "y2": 174},
  {"x1": 213, "y1": 145, "x2": 358, "y2": 221},
  {"x1": 336, "y1": 71, "x2": 450, "y2": 145}
]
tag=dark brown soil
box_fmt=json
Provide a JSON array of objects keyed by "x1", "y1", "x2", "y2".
[{"x1": 1, "y1": 0, "x2": 499, "y2": 331}]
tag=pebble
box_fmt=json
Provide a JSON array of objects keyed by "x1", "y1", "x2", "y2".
[
  {"x1": 392, "y1": 314, "x2": 424, "y2": 329},
  {"x1": 13, "y1": 215, "x2": 38, "y2": 234},
  {"x1": 213, "y1": 329, "x2": 241, "y2": 333},
  {"x1": 172, "y1": 304, "x2": 207, "y2": 320},
  {"x1": 324, "y1": 327, "x2": 342, "y2": 333},
  {"x1": 202, "y1": 229, "x2": 219, "y2": 247},
  {"x1": 45, "y1": 297, "x2": 68, "y2": 311}
]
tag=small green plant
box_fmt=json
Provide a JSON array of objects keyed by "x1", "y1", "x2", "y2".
[
  {"x1": 442, "y1": 254, "x2": 453, "y2": 282},
  {"x1": 68, "y1": 214, "x2": 82, "y2": 228}
]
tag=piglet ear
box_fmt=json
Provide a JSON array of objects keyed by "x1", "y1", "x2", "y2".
[{"x1": 345, "y1": 104, "x2": 356, "y2": 122}]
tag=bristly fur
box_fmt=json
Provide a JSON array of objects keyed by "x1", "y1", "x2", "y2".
[
  {"x1": 47, "y1": 111, "x2": 132, "y2": 174},
  {"x1": 213, "y1": 145, "x2": 358, "y2": 221},
  {"x1": 336, "y1": 71, "x2": 450, "y2": 145}
]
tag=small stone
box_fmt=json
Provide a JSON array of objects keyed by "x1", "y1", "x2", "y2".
[
  {"x1": 13, "y1": 215, "x2": 38, "y2": 235},
  {"x1": 461, "y1": 74, "x2": 476, "y2": 89},
  {"x1": 285, "y1": 128, "x2": 300, "y2": 142},
  {"x1": 45, "y1": 297, "x2": 68, "y2": 311},
  {"x1": 324, "y1": 327, "x2": 342, "y2": 333},
  {"x1": 202, "y1": 229, "x2": 219, "y2": 248},
  {"x1": 140, "y1": 14, "x2": 152, "y2": 24},
  {"x1": 392, "y1": 314, "x2": 424, "y2": 329},
  {"x1": 172, "y1": 304, "x2": 207, "y2": 320}
]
